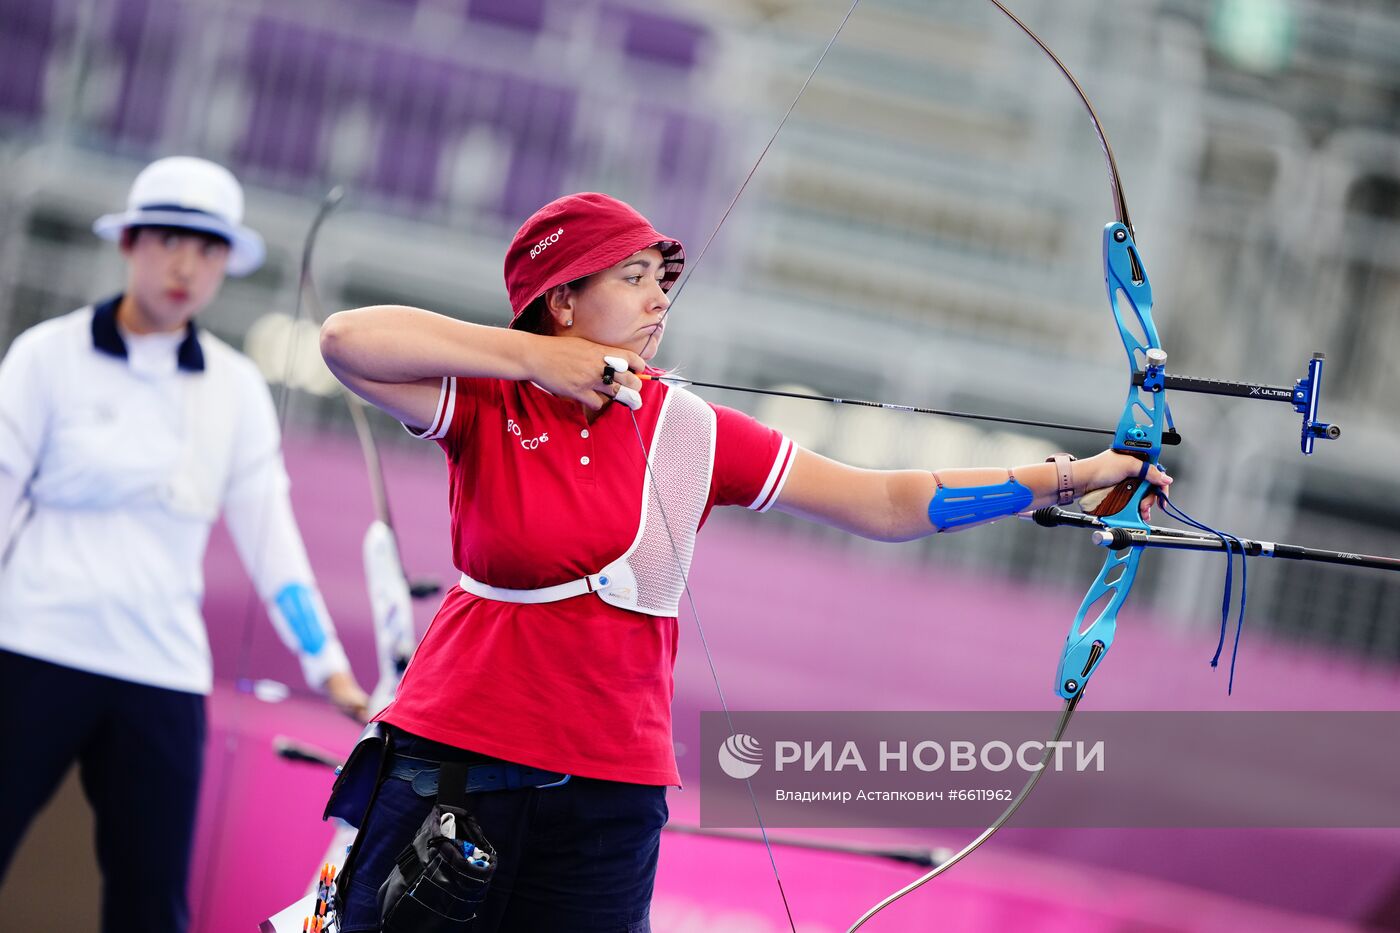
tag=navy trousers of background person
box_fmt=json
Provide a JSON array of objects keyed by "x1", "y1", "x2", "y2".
[
  {"x1": 0, "y1": 649, "x2": 206, "y2": 933},
  {"x1": 340, "y1": 728, "x2": 667, "y2": 933}
]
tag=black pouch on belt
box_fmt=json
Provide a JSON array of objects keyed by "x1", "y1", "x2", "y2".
[
  {"x1": 325, "y1": 722, "x2": 394, "y2": 827},
  {"x1": 377, "y1": 760, "x2": 498, "y2": 931},
  {"x1": 323, "y1": 722, "x2": 395, "y2": 909}
]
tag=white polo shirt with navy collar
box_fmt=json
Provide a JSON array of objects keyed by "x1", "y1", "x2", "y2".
[{"x1": 0, "y1": 296, "x2": 349, "y2": 694}]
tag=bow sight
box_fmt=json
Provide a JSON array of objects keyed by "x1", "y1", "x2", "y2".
[{"x1": 1129, "y1": 351, "x2": 1341, "y2": 455}]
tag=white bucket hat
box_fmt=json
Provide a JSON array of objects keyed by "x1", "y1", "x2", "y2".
[{"x1": 93, "y1": 156, "x2": 266, "y2": 277}]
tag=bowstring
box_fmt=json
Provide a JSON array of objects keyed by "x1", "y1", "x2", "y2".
[
  {"x1": 844, "y1": 695, "x2": 1081, "y2": 932},
  {"x1": 845, "y1": 4, "x2": 1153, "y2": 925},
  {"x1": 623, "y1": 3, "x2": 865, "y2": 929},
  {"x1": 637, "y1": 0, "x2": 864, "y2": 362},
  {"x1": 625, "y1": 409, "x2": 798, "y2": 932}
]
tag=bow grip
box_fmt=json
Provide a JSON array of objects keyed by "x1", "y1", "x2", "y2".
[{"x1": 1077, "y1": 455, "x2": 1152, "y2": 517}]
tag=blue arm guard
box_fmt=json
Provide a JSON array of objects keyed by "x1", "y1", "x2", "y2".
[
  {"x1": 274, "y1": 582, "x2": 327, "y2": 655},
  {"x1": 927, "y1": 476, "x2": 1034, "y2": 531}
]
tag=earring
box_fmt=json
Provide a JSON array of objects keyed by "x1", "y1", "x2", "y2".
[{"x1": 565, "y1": 320, "x2": 573, "y2": 327}]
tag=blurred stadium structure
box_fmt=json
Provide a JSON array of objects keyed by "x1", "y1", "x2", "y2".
[
  {"x1": 5, "y1": 0, "x2": 1400, "y2": 929},
  {"x1": 1, "y1": 0, "x2": 1399, "y2": 660}
]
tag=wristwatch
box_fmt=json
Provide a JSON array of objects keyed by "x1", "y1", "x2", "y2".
[{"x1": 1045, "y1": 453, "x2": 1077, "y2": 505}]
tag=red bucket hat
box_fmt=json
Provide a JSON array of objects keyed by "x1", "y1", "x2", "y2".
[{"x1": 504, "y1": 192, "x2": 685, "y2": 326}]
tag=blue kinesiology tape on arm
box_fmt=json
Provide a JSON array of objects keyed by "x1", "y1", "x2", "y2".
[{"x1": 275, "y1": 582, "x2": 327, "y2": 655}]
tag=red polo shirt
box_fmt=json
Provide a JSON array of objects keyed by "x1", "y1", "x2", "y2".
[{"x1": 382, "y1": 376, "x2": 794, "y2": 785}]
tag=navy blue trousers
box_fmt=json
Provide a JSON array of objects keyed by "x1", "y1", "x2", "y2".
[
  {"x1": 0, "y1": 649, "x2": 205, "y2": 933},
  {"x1": 339, "y1": 728, "x2": 666, "y2": 933}
]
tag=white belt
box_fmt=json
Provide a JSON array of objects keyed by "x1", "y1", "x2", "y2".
[{"x1": 458, "y1": 571, "x2": 615, "y2": 604}]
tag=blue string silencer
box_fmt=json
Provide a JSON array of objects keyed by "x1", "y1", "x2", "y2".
[
  {"x1": 927, "y1": 475, "x2": 1034, "y2": 532},
  {"x1": 1157, "y1": 493, "x2": 1250, "y2": 694}
]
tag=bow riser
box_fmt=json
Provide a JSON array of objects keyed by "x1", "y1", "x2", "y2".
[
  {"x1": 1057, "y1": 536, "x2": 1139, "y2": 698},
  {"x1": 1105, "y1": 223, "x2": 1165, "y2": 455},
  {"x1": 1055, "y1": 224, "x2": 1163, "y2": 700}
]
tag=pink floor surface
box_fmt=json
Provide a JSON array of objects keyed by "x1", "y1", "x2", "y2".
[{"x1": 192, "y1": 434, "x2": 1400, "y2": 931}]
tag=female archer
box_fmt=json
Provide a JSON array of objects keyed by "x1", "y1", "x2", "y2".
[{"x1": 319, "y1": 191, "x2": 1170, "y2": 931}]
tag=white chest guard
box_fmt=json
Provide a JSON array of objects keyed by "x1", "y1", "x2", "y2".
[{"x1": 457, "y1": 386, "x2": 715, "y2": 617}]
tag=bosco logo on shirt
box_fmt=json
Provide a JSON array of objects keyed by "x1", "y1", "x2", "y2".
[{"x1": 506, "y1": 418, "x2": 548, "y2": 450}]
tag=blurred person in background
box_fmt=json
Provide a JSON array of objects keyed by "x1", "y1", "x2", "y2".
[
  {"x1": 319, "y1": 191, "x2": 1169, "y2": 931},
  {"x1": 0, "y1": 155, "x2": 369, "y2": 933}
]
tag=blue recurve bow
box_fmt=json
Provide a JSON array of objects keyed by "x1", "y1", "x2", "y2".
[
  {"x1": 846, "y1": 4, "x2": 1170, "y2": 925},
  {"x1": 618, "y1": 0, "x2": 1346, "y2": 928}
]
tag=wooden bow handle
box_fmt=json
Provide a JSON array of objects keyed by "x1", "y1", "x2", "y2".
[
  {"x1": 1078, "y1": 453, "x2": 1153, "y2": 516},
  {"x1": 1079, "y1": 477, "x2": 1143, "y2": 516}
]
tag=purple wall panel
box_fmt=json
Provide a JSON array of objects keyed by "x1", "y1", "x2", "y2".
[
  {"x1": 233, "y1": 19, "x2": 580, "y2": 210},
  {"x1": 466, "y1": 0, "x2": 546, "y2": 34},
  {"x1": 9, "y1": 0, "x2": 714, "y2": 226},
  {"x1": 615, "y1": 4, "x2": 707, "y2": 70},
  {"x1": 236, "y1": 19, "x2": 366, "y2": 181},
  {"x1": 0, "y1": 0, "x2": 60, "y2": 121},
  {"x1": 0, "y1": 40, "x2": 47, "y2": 120},
  {"x1": 101, "y1": 0, "x2": 180, "y2": 145}
]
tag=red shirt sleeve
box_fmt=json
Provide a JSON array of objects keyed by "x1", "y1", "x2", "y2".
[
  {"x1": 405, "y1": 376, "x2": 494, "y2": 460},
  {"x1": 709, "y1": 401, "x2": 795, "y2": 512}
]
